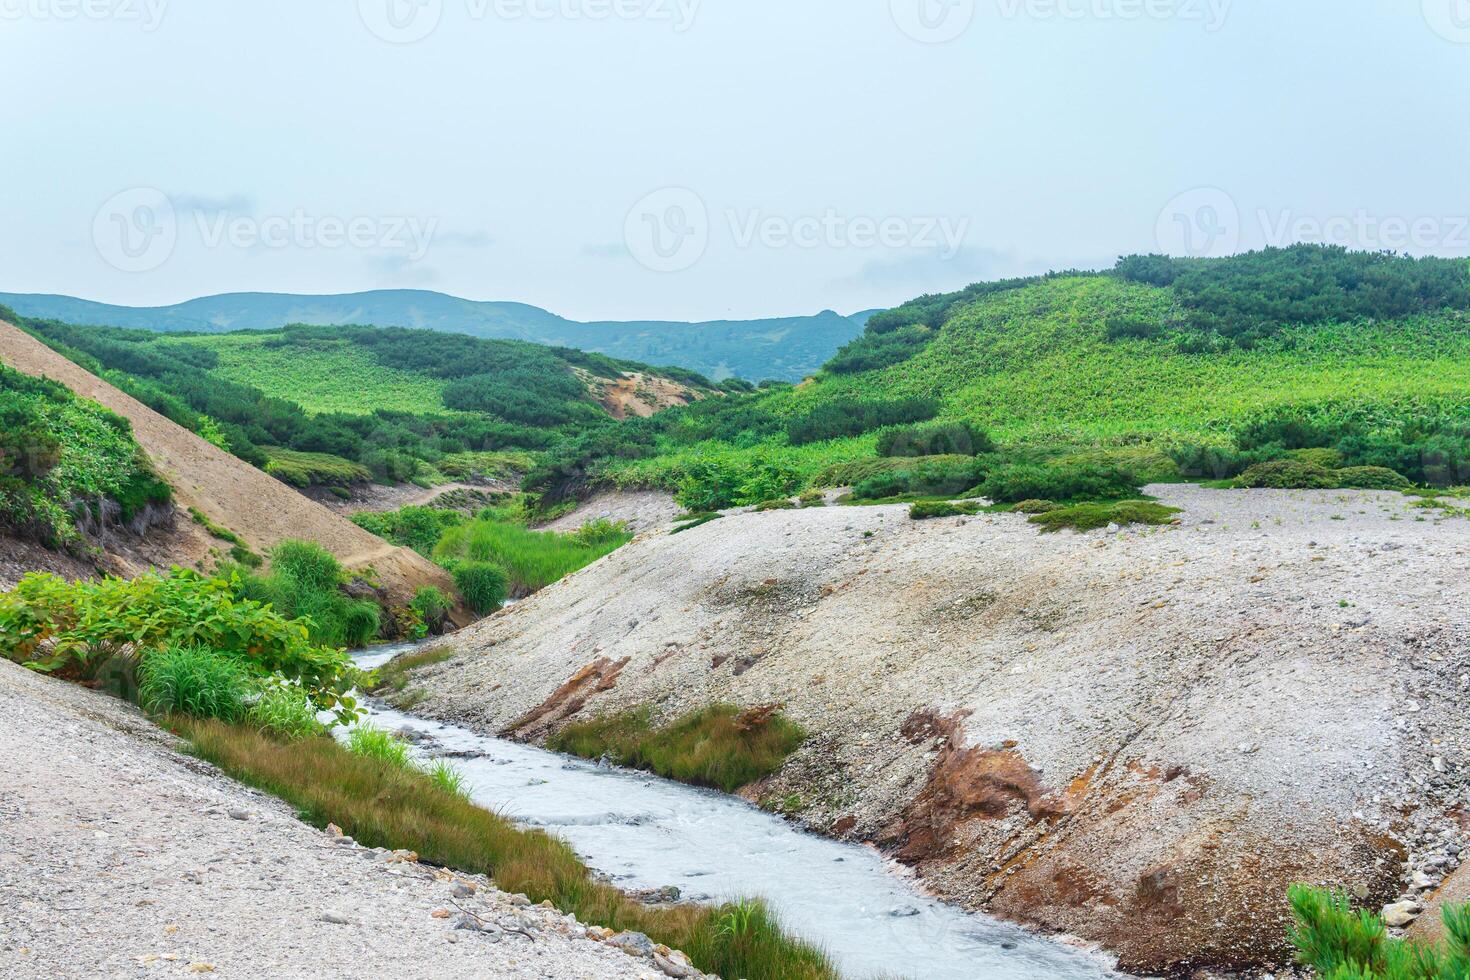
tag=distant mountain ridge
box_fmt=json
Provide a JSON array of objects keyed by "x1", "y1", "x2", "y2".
[{"x1": 0, "y1": 290, "x2": 874, "y2": 383}]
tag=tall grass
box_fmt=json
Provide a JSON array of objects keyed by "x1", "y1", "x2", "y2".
[
  {"x1": 236, "y1": 540, "x2": 380, "y2": 648},
  {"x1": 137, "y1": 646, "x2": 250, "y2": 722},
  {"x1": 549, "y1": 704, "x2": 806, "y2": 793},
  {"x1": 183, "y1": 721, "x2": 835, "y2": 980},
  {"x1": 434, "y1": 518, "x2": 630, "y2": 596}
]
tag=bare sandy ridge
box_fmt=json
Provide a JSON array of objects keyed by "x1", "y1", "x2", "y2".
[
  {"x1": 0, "y1": 661, "x2": 667, "y2": 980},
  {"x1": 404, "y1": 485, "x2": 1470, "y2": 974},
  {"x1": 0, "y1": 319, "x2": 457, "y2": 605}
]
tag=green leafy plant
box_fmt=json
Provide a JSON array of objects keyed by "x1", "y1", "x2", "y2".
[
  {"x1": 137, "y1": 646, "x2": 251, "y2": 722},
  {"x1": 0, "y1": 568, "x2": 359, "y2": 720},
  {"x1": 450, "y1": 562, "x2": 509, "y2": 614}
]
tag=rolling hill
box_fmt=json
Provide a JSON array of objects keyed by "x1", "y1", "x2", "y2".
[
  {"x1": 0, "y1": 290, "x2": 873, "y2": 383},
  {"x1": 542, "y1": 246, "x2": 1470, "y2": 502}
]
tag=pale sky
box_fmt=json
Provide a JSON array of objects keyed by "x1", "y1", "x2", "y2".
[{"x1": 3, "y1": 1, "x2": 1469, "y2": 321}]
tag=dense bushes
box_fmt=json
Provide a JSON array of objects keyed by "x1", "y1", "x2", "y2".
[
  {"x1": 909, "y1": 500, "x2": 979, "y2": 520},
  {"x1": 262, "y1": 447, "x2": 372, "y2": 488},
  {"x1": 1235, "y1": 460, "x2": 1412, "y2": 491},
  {"x1": 980, "y1": 462, "x2": 1143, "y2": 504},
  {"x1": 1114, "y1": 245, "x2": 1470, "y2": 349},
  {"x1": 784, "y1": 395, "x2": 939, "y2": 445},
  {"x1": 234, "y1": 541, "x2": 381, "y2": 648},
  {"x1": 351, "y1": 505, "x2": 466, "y2": 557},
  {"x1": 1027, "y1": 500, "x2": 1180, "y2": 533},
  {"x1": 0, "y1": 363, "x2": 171, "y2": 548},
  {"x1": 850, "y1": 457, "x2": 987, "y2": 501},
  {"x1": 877, "y1": 420, "x2": 994, "y2": 458},
  {"x1": 0, "y1": 568, "x2": 358, "y2": 718}
]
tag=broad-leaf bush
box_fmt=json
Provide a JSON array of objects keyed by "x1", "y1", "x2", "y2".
[{"x1": 0, "y1": 568, "x2": 358, "y2": 719}]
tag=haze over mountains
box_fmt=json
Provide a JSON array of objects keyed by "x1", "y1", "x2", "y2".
[{"x1": 0, "y1": 290, "x2": 874, "y2": 383}]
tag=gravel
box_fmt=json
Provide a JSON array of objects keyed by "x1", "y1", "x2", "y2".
[
  {"x1": 0, "y1": 661, "x2": 669, "y2": 980},
  {"x1": 410, "y1": 484, "x2": 1470, "y2": 974}
]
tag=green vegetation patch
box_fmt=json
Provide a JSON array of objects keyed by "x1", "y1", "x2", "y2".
[
  {"x1": 1288, "y1": 884, "x2": 1470, "y2": 979},
  {"x1": 368, "y1": 645, "x2": 456, "y2": 697},
  {"x1": 435, "y1": 517, "x2": 631, "y2": 597},
  {"x1": 548, "y1": 704, "x2": 806, "y2": 794},
  {"x1": 183, "y1": 720, "x2": 834, "y2": 980},
  {"x1": 0, "y1": 362, "x2": 170, "y2": 548},
  {"x1": 231, "y1": 541, "x2": 382, "y2": 648},
  {"x1": 909, "y1": 500, "x2": 980, "y2": 520},
  {"x1": 1027, "y1": 500, "x2": 1181, "y2": 534},
  {"x1": 262, "y1": 447, "x2": 373, "y2": 488}
]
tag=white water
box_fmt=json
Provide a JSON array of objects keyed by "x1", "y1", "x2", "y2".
[{"x1": 352, "y1": 642, "x2": 1121, "y2": 980}]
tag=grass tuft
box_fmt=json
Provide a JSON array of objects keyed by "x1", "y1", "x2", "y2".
[
  {"x1": 1027, "y1": 499, "x2": 1182, "y2": 533},
  {"x1": 137, "y1": 646, "x2": 250, "y2": 722},
  {"x1": 548, "y1": 704, "x2": 806, "y2": 793}
]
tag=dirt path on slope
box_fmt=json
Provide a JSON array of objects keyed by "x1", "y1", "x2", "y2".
[
  {"x1": 0, "y1": 320, "x2": 457, "y2": 606},
  {"x1": 0, "y1": 662, "x2": 661, "y2": 980}
]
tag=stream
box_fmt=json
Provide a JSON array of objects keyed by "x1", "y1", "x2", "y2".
[{"x1": 352, "y1": 642, "x2": 1121, "y2": 980}]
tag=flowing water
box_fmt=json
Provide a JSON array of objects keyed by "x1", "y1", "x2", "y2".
[{"x1": 352, "y1": 642, "x2": 1121, "y2": 980}]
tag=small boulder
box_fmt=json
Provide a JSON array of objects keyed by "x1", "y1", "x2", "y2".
[{"x1": 1383, "y1": 900, "x2": 1421, "y2": 928}]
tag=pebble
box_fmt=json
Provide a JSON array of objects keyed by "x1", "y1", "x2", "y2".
[
  {"x1": 319, "y1": 912, "x2": 351, "y2": 926},
  {"x1": 1382, "y1": 900, "x2": 1421, "y2": 927},
  {"x1": 227, "y1": 809, "x2": 250, "y2": 821}
]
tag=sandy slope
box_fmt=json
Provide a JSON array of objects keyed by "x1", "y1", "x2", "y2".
[
  {"x1": 0, "y1": 320, "x2": 456, "y2": 608},
  {"x1": 0, "y1": 661, "x2": 670, "y2": 980},
  {"x1": 403, "y1": 485, "x2": 1470, "y2": 973}
]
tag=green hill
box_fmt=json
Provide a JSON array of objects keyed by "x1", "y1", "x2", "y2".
[
  {"x1": 0, "y1": 290, "x2": 873, "y2": 383},
  {"x1": 5, "y1": 316, "x2": 726, "y2": 492},
  {"x1": 534, "y1": 246, "x2": 1470, "y2": 506}
]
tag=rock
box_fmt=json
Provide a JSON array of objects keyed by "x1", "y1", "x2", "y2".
[
  {"x1": 889, "y1": 905, "x2": 921, "y2": 917},
  {"x1": 505, "y1": 893, "x2": 531, "y2": 907},
  {"x1": 1412, "y1": 869, "x2": 1439, "y2": 891},
  {"x1": 452, "y1": 883, "x2": 477, "y2": 899},
  {"x1": 319, "y1": 912, "x2": 351, "y2": 925},
  {"x1": 633, "y1": 885, "x2": 682, "y2": 904},
  {"x1": 608, "y1": 930, "x2": 656, "y2": 957},
  {"x1": 654, "y1": 951, "x2": 699, "y2": 978},
  {"x1": 1382, "y1": 900, "x2": 1421, "y2": 927},
  {"x1": 227, "y1": 809, "x2": 250, "y2": 821},
  {"x1": 325, "y1": 823, "x2": 344, "y2": 838}
]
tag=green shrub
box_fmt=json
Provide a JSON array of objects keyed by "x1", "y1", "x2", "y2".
[
  {"x1": 241, "y1": 541, "x2": 381, "y2": 648},
  {"x1": 452, "y1": 562, "x2": 509, "y2": 614},
  {"x1": 797, "y1": 489, "x2": 825, "y2": 508},
  {"x1": 877, "y1": 421, "x2": 994, "y2": 458},
  {"x1": 137, "y1": 646, "x2": 251, "y2": 722},
  {"x1": 436, "y1": 519, "x2": 629, "y2": 597},
  {"x1": 1288, "y1": 447, "x2": 1346, "y2": 469},
  {"x1": 0, "y1": 569, "x2": 358, "y2": 719},
  {"x1": 671, "y1": 513, "x2": 724, "y2": 534},
  {"x1": 262, "y1": 447, "x2": 373, "y2": 488},
  {"x1": 909, "y1": 501, "x2": 978, "y2": 520},
  {"x1": 1234, "y1": 460, "x2": 1410, "y2": 491},
  {"x1": 247, "y1": 685, "x2": 325, "y2": 740},
  {"x1": 352, "y1": 505, "x2": 467, "y2": 558},
  {"x1": 784, "y1": 396, "x2": 939, "y2": 445},
  {"x1": 755, "y1": 498, "x2": 796, "y2": 512},
  {"x1": 1011, "y1": 499, "x2": 1059, "y2": 514},
  {"x1": 981, "y1": 463, "x2": 1142, "y2": 504},
  {"x1": 347, "y1": 725, "x2": 415, "y2": 768},
  {"x1": 549, "y1": 704, "x2": 806, "y2": 793},
  {"x1": 410, "y1": 586, "x2": 452, "y2": 632},
  {"x1": 1027, "y1": 500, "x2": 1181, "y2": 533},
  {"x1": 851, "y1": 457, "x2": 988, "y2": 502},
  {"x1": 1286, "y1": 884, "x2": 1470, "y2": 979}
]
